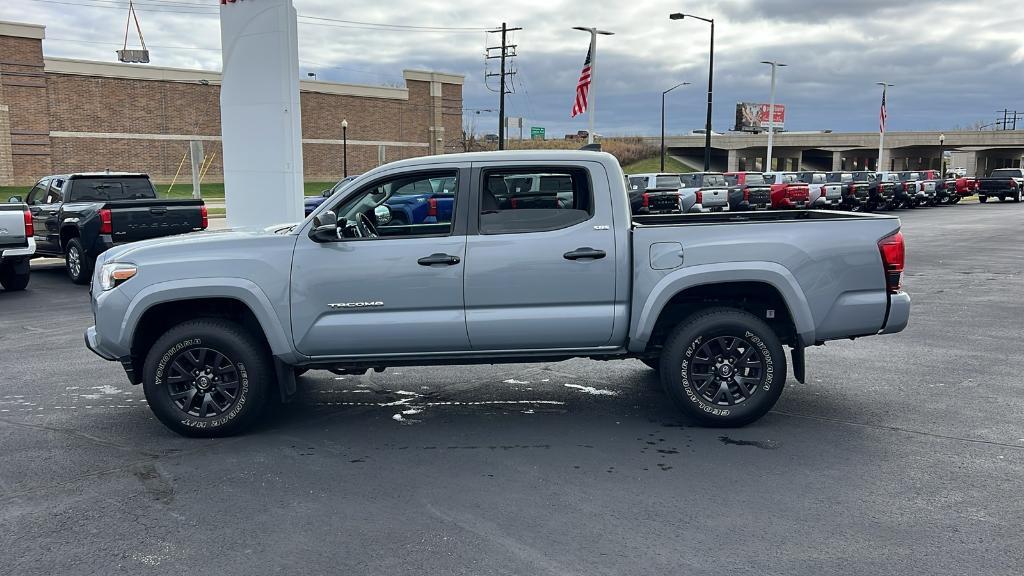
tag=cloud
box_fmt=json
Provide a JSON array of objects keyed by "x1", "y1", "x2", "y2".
[{"x1": 2, "y1": 0, "x2": 1022, "y2": 136}]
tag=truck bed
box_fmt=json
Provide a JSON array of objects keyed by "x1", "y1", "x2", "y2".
[
  {"x1": 632, "y1": 208, "x2": 891, "y2": 227},
  {"x1": 629, "y1": 209, "x2": 902, "y2": 350}
]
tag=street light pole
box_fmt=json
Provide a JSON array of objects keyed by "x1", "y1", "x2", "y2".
[
  {"x1": 877, "y1": 82, "x2": 894, "y2": 172},
  {"x1": 572, "y1": 26, "x2": 615, "y2": 145},
  {"x1": 341, "y1": 119, "x2": 348, "y2": 177},
  {"x1": 760, "y1": 60, "x2": 787, "y2": 172},
  {"x1": 670, "y1": 13, "x2": 714, "y2": 171},
  {"x1": 661, "y1": 81, "x2": 690, "y2": 172},
  {"x1": 939, "y1": 133, "x2": 945, "y2": 175}
]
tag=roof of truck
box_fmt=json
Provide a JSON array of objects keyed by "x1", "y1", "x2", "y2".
[
  {"x1": 378, "y1": 149, "x2": 620, "y2": 168},
  {"x1": 42, "y1": 172, "x2": 150, "y2": 180}
]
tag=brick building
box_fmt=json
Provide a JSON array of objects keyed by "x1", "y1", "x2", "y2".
[{"x1": 0, "y1": 20, "x2": 463, "y2": 186}]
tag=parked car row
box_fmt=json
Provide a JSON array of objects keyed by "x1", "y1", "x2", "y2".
[
  {"x1": 5, "y1": 172, "x2": 208, "y2": 285},
  {"x1": 624, "y1": 168, "x2": 987, "y2": 215}
]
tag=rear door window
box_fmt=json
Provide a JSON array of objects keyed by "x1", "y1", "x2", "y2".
[{"x1": 479, "y1": 168, "x2": 592, "y2": 234}]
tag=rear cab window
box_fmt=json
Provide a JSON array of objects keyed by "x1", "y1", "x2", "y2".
[
  {"x1": 68, "y1": 176, "x2": 158, "y2": 202},
  {"x1": 479, "y1": 167, "x2": 593, "y2": 235},
  {"x1": 654, "y1": 175, "x2": 681, "y2": 189}
]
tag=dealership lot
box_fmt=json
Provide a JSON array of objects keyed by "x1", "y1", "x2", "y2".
[{"x1": 0, "y1": 204, "x2": 1022, "y2": 575}]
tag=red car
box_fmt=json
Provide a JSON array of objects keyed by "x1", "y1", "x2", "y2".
[{"x1": 763, "y1": 172, "x2": 811, "y2": 209}]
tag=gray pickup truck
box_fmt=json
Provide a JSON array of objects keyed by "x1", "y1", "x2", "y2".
[
  {"x1": 85, "y1": 150, "x2": 910, "y2": 437},
  {"x1": 0, "y1": 201, "x2": 35, "y2": 291}
]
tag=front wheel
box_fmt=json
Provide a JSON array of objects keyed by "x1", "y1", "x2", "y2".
[
  {"x1": 64, "y1": 237, "x2": 93, "y2": 285},
  {"x1": 659, "y1": 308, "x2": 787, "y2": 427},
  {"x1": 142, "y1": 319, "x2": 272, "y2": 437}
]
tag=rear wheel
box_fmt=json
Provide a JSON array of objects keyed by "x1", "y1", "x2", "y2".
[
  {"x1": 64, "y1": 238, "x2": 93, "y2": 285},
  {"x1": 659, "y1": 307, "x2": 786, "y2": 427},
  {"x1": 1014, "y1": 190, "x2": 1022, "y2": 203},
  {"x1": 0, "y1": 259, "x2": 30, "y2": 291},
  {"x1": 142, "y1": 319, "x2": 272, "y2": 437},
  {"x1": 979, "y1": 195, "x2": 987, "y2": 203}
]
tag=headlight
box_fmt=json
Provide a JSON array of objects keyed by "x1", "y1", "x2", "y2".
[{"x1": 98, "y1": 262, "x2": 137, "y2": 291}]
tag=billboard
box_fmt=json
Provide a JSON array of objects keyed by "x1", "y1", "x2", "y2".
[{"x1": 735, "y1": 102, "x2": 786, "y2": 132}]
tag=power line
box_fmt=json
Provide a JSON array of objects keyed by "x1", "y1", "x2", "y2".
[{"x1": 485, "y1": 22, "x2": 521, "y2": 150}]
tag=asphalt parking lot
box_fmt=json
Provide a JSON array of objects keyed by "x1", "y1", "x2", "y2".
[{"x1": 1, "y1": 203, "x2": 1022, "y2": 575}]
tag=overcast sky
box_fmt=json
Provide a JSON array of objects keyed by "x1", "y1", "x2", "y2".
[{"x1": 4, "y1": 0, "x2": 1024, "y2": 137}]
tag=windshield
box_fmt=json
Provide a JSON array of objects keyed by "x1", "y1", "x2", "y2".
[
  {"x1": 899, "y1": 173, "x2": 920, "y2": 181},
  {"x1": 827, "y1": 173, "x2": 854, "y2": 183},
  {"x1": 851, "y1": 172, "x2": 875, "y2": 182},
  {"x1": 68, "y1": 176, "x2": 157, "y2": 202},
  {"x1": 701, "y1": 174, "x2": 727, "y2": 187}
]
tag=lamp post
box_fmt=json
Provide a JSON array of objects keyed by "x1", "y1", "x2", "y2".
[
  {"x1": 877, "y1": 82, "x2": 894, "y2": 171},
  {"x1": 938, "y1": 133, "x2": 945, "y2": 175},
  {"x1": 760, "y1": 60, "x2": 787, "y2": 172},
  {"x1": 670, "y1": 12, "x2": 714, "y2": 171},
  {"x1": 661, "y1": 82, "x2": 690, "y2": 172},
  {"x1": 572, "y1": 26, "x2": 615, "y2": 145},
  {"x1": 341, "y1": 119, "x2": 348, "y2": 177}
]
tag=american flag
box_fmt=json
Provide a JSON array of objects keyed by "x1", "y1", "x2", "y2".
[
  {"x1": 879, "y1": 86, "x2": 888, "y2": 133},
  {"x1": 570, "y1": 46, "x2": 592, "y2": 118}
]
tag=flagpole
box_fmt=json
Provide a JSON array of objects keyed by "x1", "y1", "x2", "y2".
[
  {"x1": 877, "y1": 82, "x2": 894, "y2": 171},
  {"x1": 588, "y1": 30, "x2": 597, "y2": 145},
  {"x1": 573, "y1": 26, "x2": 614, "y2": 145}
]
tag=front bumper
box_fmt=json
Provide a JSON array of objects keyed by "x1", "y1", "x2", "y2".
[
  {"x1": 84, "y1": 326, "x2": 117, "y2": 360},
  {"x1": 880, "y1": 292, "x2": 911, "y2": 334}
]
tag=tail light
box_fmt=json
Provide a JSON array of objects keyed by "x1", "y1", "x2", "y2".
[
  {"x1": 23, "y1": 209, "x2": 33, "y2": 237},
  {"x1": 98, "y1": 208, "x2": 112, "y2": 234},
  {"x1": 695, "y1": 189, "x2": 703, "y2": 204},
  {"x1": 878, "y1": 231, "x2": 905, "y2": 294},
  {"x1": 200, "y1": 204, "x2": 209, "y2": 229},
  {"x1": 642, "y1": 193, "x2": 650, "y2": 208},
  {"x1": 510, "y1": 198, "x2": 518, "y2": 209},
  {"x1": 742, "y1": 187, "x2": 749, "y2": 202},
  {"x1": 428, "y1": 197, "x2": 438, "y2": 217}
]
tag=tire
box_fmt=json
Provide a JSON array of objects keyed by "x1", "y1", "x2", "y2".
[
  {"x1": 659, "y1": 307, "x2": 787, "y2": 427},
  {"x1": 979, "y1": 195, "x2": 987, "y2": 203},
  {"x1": 64, "y1": 237, "x2": 93, "y2": 285},
  {"x1": 1014, "y1": 191, "x2": 1022, "y2": 203},
  {"x1": 142, "y1": 319, "x2": 272, "y2": 437},
  {"x1": 0, "y1": 260, "x2": 30, "y2": 291}
]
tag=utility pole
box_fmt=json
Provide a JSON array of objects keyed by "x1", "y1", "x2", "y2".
[{"x1": 486, "y1": 22, "x2": 521, "y2": 150}]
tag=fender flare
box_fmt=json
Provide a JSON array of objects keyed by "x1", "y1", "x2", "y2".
[
  {"x1": 629, "y1": 261, "x2": 816, "y2": 352},
  {"x1": 121, "y1": 277, "x2": 294, "y2": 358}
]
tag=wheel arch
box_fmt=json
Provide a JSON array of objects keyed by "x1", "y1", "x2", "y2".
[
  {"x1": 122, "y1": 279, "x2": 295, "y2": 380},
  {"x1": 630, "y1": 264, "x2": 815, "y2": 354}
]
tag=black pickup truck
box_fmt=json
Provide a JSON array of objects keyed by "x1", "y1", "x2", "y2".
[
  {"x1": 11, "y1": 173, "x2": 207, "y2": 283},
  {"x1": 976, "y1": 168, "x2": 1024, "y2": 203}
]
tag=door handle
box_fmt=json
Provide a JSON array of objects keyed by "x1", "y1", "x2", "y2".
[
  {"x1": 417, "y1": 253, "x2": 461, "y2": 266},
  {"x1": 563, "y1": 247, "x2": 606, "y2": 261},
  {"x1": 30, "y1": 207, "x2": 41, "y2": 215}
]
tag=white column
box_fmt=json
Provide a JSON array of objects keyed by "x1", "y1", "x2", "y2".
[{"x1": 219, "y1": 0, "x2": 304, "y2": 227}]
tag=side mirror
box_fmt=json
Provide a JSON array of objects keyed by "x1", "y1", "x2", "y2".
[
  {"x1": 374, "y1": 204, "x2": 392, "y2": 225},
  {"x1": 8, "y1": 196, "x2": 22, "y2": 203},
  {"x1": 308, "y1": 210, "x2": 339, "y2": 242},
  {"x1": 321, "y1": 189, "x2": 332, "y2": 198}
]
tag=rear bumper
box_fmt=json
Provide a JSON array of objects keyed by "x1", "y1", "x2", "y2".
[
  {"x1": 880, "y1": 292, "x2": 911, "y2": 334},
  {"x1": 0, "y1": 237, "x2": 36, "y2": 260}
]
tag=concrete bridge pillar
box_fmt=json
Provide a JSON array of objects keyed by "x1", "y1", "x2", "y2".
[
  {"x1": 831, "y1": 151, "x2": 842, "y2": 171},
  {"x1": 727, "y1": 150, "x2": 739, "y2": 173}
]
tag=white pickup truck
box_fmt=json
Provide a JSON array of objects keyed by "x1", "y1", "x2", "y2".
[{"x1": 0, "y1": 201, "x2": 35, "y2": 291}]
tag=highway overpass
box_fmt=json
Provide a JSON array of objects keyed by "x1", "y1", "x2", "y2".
[{"x1": 648, "y1": 131, "x2": 1024, "y2": 175}]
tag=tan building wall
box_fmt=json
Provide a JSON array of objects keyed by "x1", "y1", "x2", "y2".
[{"x1": 0, "y1": 20, "x2": 464, "y2": 186}]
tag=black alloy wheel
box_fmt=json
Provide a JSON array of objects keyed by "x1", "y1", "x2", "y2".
[{"x1": 164, "y1": 346, "x2": 242, "y2": 418}]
